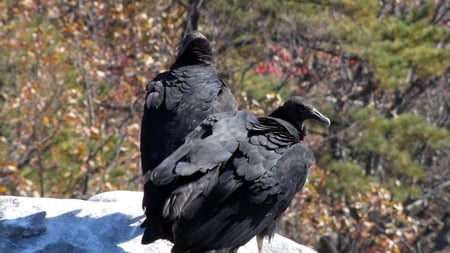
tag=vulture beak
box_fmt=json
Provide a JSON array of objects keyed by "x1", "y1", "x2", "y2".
[{"x1": 310, "y1": 107, "x2": 331, "y2": 127}]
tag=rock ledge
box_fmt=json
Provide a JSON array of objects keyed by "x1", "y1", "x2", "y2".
[{"x1": 0, "y1": 191, "x2": 316, "y2": 253}]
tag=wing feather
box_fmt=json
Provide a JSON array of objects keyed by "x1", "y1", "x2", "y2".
[{"x1": 150, "y1": 111, "x2": 247, "y2": 185}]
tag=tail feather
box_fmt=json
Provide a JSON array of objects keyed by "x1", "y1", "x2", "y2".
[
  {"x1": 171, "y1": 248, "x2": 237, "y2": 253},
  {"x1": 205, "y1": 248, "x2": 238, "y2": 253},
  {"x1": 141, "y1": 223, "x2": 159, "y2": 244}
]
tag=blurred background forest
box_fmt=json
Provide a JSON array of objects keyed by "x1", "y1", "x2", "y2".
[{"x1": 0, "y1": 0, "x2": 449, "y2": 252}]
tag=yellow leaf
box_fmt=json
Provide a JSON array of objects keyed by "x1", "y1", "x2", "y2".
[
  {"x1": 0, "y1": 185, "x2": 7, "y2": 193},
  {"x1": 42, "y1": 116, "x2": 50, "y2": 127},
  {"x1": 53, "y1": 52, "x2": 62, "y2": 62}
]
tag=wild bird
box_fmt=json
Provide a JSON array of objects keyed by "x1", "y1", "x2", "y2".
[
  {"x1": 149, "y1": 96, "x2": 331, "y2": 253},
  {"x1": 140, "y1": 31, "x2": 238, "y2": 245}
]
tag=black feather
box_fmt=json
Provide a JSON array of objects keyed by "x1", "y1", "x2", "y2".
[
  {"x1": 140, "y1": 32, "x2": 237, "y2": 245},
  {"x1": 150, "y1": 96, "x2": 329, "y2": 252}
]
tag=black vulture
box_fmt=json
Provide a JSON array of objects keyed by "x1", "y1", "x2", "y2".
[
  {"x1": 140, "y1": 31, "x2": 238, "y2": 244},
  {"x1": 149, "y1": 96, "x2": 330, "y2": 253}
]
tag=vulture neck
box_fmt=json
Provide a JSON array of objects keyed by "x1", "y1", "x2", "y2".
[
  {"x1": 269, "y1": 107, "x2": 305, "y2": 139},
  {"x1": 172, "y1": 39, "x2": 215, "y2": 68}
]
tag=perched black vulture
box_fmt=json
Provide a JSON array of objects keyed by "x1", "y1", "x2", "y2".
[
  {"x1": 149, "y1": 96, "x2": 330, "y2": 253},
  {"x1": 140, "y1": 31, "x2": 238, "y2": 244}
]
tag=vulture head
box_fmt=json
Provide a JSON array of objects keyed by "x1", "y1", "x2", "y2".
[
  {"x1": 174, "y1": 31, "x2": 214, "y2": 67},
  {"x1": 270, "y1": 96, "x2": 331, "y2": 134}
]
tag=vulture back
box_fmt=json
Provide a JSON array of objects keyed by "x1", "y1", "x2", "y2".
[{"x1": 140, "y1": 31, "x2": 238, "y2": 244}]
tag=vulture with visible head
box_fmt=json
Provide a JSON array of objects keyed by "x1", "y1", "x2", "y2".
[
  {"x1": 140, "y1": 31, "x2": 238, "y2": 244},
  {"x1": 149, "y1": 96, "x2": 330, "y2": 253}
]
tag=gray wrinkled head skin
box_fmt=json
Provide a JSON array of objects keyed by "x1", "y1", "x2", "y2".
[
  {"x1": 172, "y1": 31, "x2": 215, "y2": 67},
  {"x1": 281, "y1": 96, "x2": 331, "y2": 126},
  {"x1": 269, "y1": 96, "x2": 330, "y2": 134},
  {"x1": 176, "y1": 31, "x2": 208, "y2": 58}
]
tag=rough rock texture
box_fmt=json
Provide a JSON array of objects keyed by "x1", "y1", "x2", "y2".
[{"x1": 0, "y1": 191, "x2": 316, "y2": 253}]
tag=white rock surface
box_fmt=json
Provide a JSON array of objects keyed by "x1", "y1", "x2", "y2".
[{"x1": 0, "y1": 191, "x2": 316, "y2": 253}]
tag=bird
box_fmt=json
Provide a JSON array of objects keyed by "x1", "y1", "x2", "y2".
[
  {"x1": 140, "y1": 31, "x2": 238, "y2": 245},
  {"x1": 149, "y1": 96, "x2": 331, "y2": 253}
]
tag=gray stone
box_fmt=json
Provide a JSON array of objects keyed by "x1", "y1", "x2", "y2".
[
  {"x1": 0, "y1": 191, "x2": 316, "y2": 253},
  {"x1": 1, "y1": 211, "x2": 47, "y2": 238}
]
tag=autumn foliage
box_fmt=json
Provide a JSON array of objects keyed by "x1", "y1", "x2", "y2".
[{"x1": 0, "y1": 1, "x2": 449, "y2": 252}]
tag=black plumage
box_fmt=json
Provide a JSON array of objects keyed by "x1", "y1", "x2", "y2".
[
  {"x1": 149, "y1": 96, "x2": 330, "y2": 253},
  {"x1": 140, "y1": 31, "x2": 238, "y2": 244}
]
